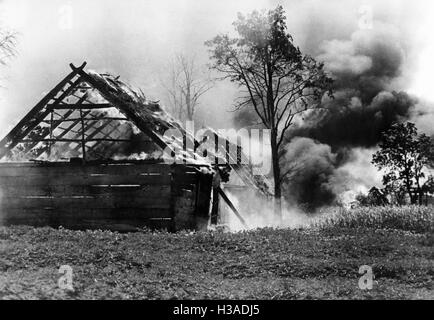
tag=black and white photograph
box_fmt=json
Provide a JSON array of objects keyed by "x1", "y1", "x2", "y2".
[{"x1": 0, "y1": 0, "x2": 433, "y2": 304}]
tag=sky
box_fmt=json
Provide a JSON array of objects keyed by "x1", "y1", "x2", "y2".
[{"x1": 0, "y1": 0, "x2": 433, "y2": 137}]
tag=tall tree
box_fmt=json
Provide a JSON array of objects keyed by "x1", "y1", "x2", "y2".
[
  {"x1": 163, "y1": 54, "x2": 213, "y2": 121},
  {"x1": 372, "y1": 122, "x2": 434, "y2": 205},
  {"x1": 206, "y1": 6, "x2": 333, "y2": 216}
]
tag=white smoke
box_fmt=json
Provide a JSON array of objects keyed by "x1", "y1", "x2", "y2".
[
  {"x1": 327, "y1": 147, "x2": 383, "y2": 207},
  {"x1": 219, "y1": 188, "x2": 310, "y2": 231}
]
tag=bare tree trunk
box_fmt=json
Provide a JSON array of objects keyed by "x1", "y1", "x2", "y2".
[
  {"x1": 415, "y1": 175, "x2": 424, "y2": 205},
  {"x1": 163, "y1": 54, "x2": 213, "y2": 122},
  {"x1": 405, "y1": 176, "x2": 416, "y2": 204},
  {"x1": 186, "y1": 87, "x2": 193, "y2": 121},
  {"x1": 271, "y1": 128, "x2": 282, "y2": 218}
]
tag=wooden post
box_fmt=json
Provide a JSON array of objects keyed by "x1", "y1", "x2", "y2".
[
  {"x1": 79, "y1": 109, "x2": 86, "y2": 162},
  {"x1": 48, "y1": 110, "x2": 54, "y2": 158},
  {"x1": 217, "y1": 187, "x2": 248, "y2": 228}
]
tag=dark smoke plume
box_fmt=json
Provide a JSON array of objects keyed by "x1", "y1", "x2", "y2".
[
  {"x1": 290, "y1": 25, "x2": 417, "y2": 150},
  {"x1": 234, "y1": 23, "x2": 429, "y2": 209},
  {"x1": 284, "y1": 25, "x2": 430, "y2": 208},
  {"x1": 291, "y1": 90, "x2": 416, "y2": 150},
  {"x1": 281, "y1": 137, "x2": 337, "y2": 210},
  {"x1": 284, "y1": 26, "x2": 420, "y2": 208}
]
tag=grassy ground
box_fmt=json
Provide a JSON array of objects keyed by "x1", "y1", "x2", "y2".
[{"x1": 0, "y1": 206, "x2": 433, "y2": 300}]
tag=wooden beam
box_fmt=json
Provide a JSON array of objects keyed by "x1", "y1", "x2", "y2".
[
  {"x1": 79, "y1": 108, "x2": 87, "y2": 161},
  {"x1": 23, "y1": 93, "x2": 91, "y2": 158},
  {"x1": 50, "y1": 110, "x2": 118, "y2": 156},
  {"x1": 85, "y1": 119, "x2": 128, "y2": 156},
  {"x1": 69, "y1": 62, "x2": 87, "y2": 72},
  {"x1": 48, "y1": 103, "x2": 113, "y2": 110},
  {"x1": 2, "y1": 76, "x2": 84, "y2": 158},
  {"x1": 21, "y1": 109, "x2": 76, "y2": 154},
  {"x1": 73, "y1": 122, "x2": 119, "y2": 150},
  {"x1": 19, "y1": 138, "x2": 132, "y2": 143},
  {"x1": 0, "y1": 65, "x2": 86, "y2": 159},
  {"x1": 41, "y1": 117, "x2": 128, "y2": 123},
  {"x1": 48, "y1": 110, "x2": 54, "y2": 157},
  {"x1": 217, "y1": 187, "x2": 248, "y2": 228},
  {"x1": 29, "y1": 110, "x2": 91, "y2": 159},
  {"x1": 57, "y1": 127, "x2": 80, "y2": 134},
  {"x1": 76, "y1": 70, "x2": 174, "y2": 154},
  {"x1": 54, "y1": 113, "x2": 92, "y2": 138}
]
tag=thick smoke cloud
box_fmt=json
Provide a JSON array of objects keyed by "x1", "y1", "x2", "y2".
[
  {"x1": 291, "y1": 25, "x2": 416, "y2": 149},
  {"x1": 281, "y1": 137, "x2": 337, "y2": 209},
  {"x1": 282, "y1": 138, "x2": 382, "y2": 209},
  {"x1": 281, "y1": 25, "x2": 419, "y2": 208},
  {"x1": 272, "y1": 22, "x2": 434, "y2": 208},
  {"x1": 280, "y1": 23, "x2": 434, "y2": 208},
  {"x1": 292, "y1": 90, "x2": 416, "y2": 150}
]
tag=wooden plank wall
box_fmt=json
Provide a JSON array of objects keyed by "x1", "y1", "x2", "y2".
[
  {"x1": 171, "y1": 166, "x2": 201, "y2": 231},
  {"x1": 0, "y1": 162, "x2": 205, "y2": 232},
  {"x1": 171, "y1": 166, "x2": 213, "y2": 231}
]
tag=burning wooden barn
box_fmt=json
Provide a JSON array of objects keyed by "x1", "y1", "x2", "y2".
[{"x1": 0, "y1": 62, "x2": 269, "y2": 231}]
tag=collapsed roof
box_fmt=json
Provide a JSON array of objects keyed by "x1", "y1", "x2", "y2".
[{"x1": 0, "y1": 62, "x2": 271, "y2": 194}]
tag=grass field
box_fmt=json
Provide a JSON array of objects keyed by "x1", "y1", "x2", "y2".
[{"x1": 0, "y1": 206, "x2": 433, "y2": 300}]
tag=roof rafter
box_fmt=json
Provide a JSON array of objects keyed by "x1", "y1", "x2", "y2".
[
  {"x1": 70, "y1": 119, "x2": 120, "y2": 153},
  {"x1": 30, "y1": 110, "x2": 93, "y2": 159},
  {"x1": 75, "y1": 69, "x2": 175, "y2": 154},
  {"x1": 21, "y1": 109, "x2": 76, "y2": 154},
  {"x1": 82, "y1": 124, "x2": 124, "y2": 156},
  {"x1": 0, "y1": 62, "x2": 88, "y2": 159},
  {"x1": 49, "y1": 103, "x2": 113, "y2": 110}
]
